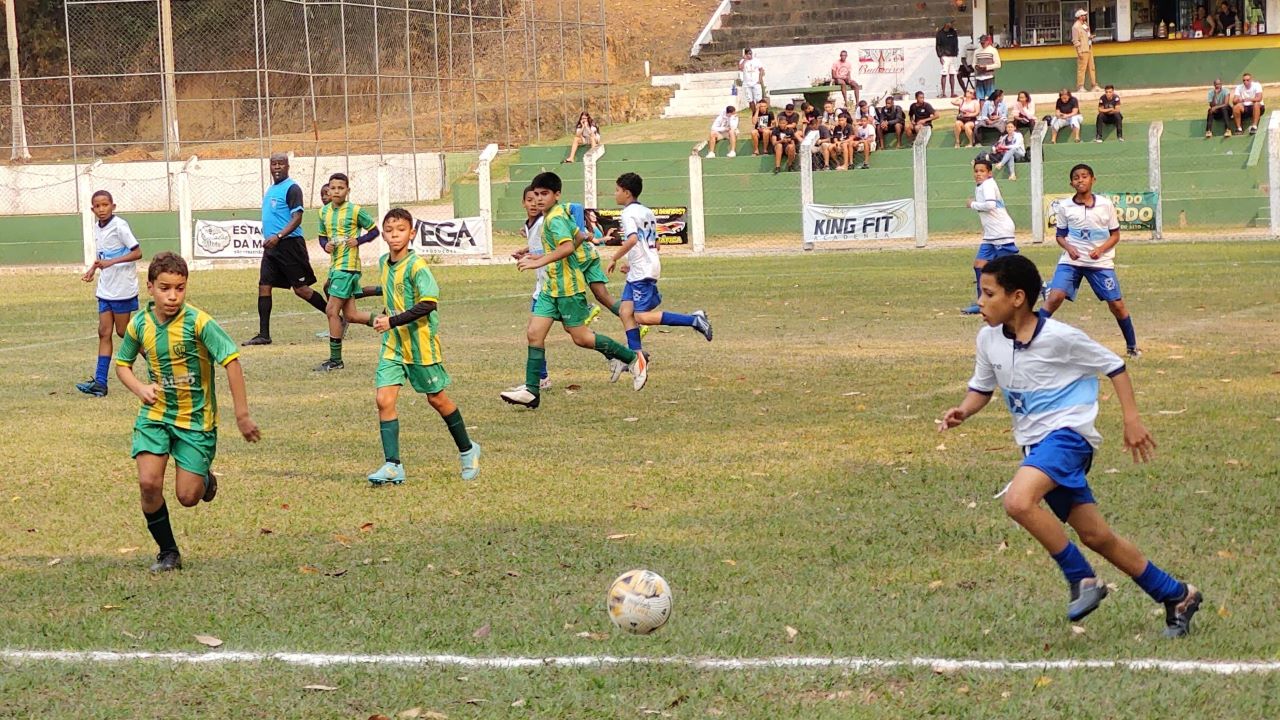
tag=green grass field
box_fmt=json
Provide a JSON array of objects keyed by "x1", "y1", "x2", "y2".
[{"x1": 1, "y1": 241, "x2": 1278, "y2": 718}]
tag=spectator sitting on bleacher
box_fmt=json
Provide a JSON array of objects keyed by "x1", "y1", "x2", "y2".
[
  {"x1": 877, "y1": 96, "x2": 907, "y2": 149},
  {"x1": 952, "y1": 88, "x2": 981, "y2": 148},
  {"x1": 851, "y1": 114, "x2": 875, "y2": 169},
  {"x1": 1205, "y1": 79, "x2": 1231, "y2": 138},
  {"x1": 831, "y1": 50, "x2": 861, "y2": 107},
  {"x1": 563, "y1": 111, "x2": 600, "y2": 163},
  {"x1": 704, "y1": 105, "x2": 740, "y2": 158},
  {"x1": 802, "y1": 102, "x2": 820, "y2": 126},
  {"x1": 811, "y1": 117, "x2": 836, "y2": 170},
  {"x1": 829, "y1": 113, "x2": 854, "y2": 170},
  {"x1": 975, "y1": 88, "x2": 1008, "y2": 142},
  {"x1": 750, "y1": 98, "x2": 775, "y2": 155},
  {"x1": 1011, "y1": 90, "x2": 1037, "y2": 130},
  {"x1": 1094, "y1": 85, "x2": 1124, "y2": 142},
  {"x1": 1231, "y1": 72, "x2": 1265, "y2": 135},
  {"x1": 993, "y1": 120, "x2": 1026, "y2": 181},
  {"x1": 906, "y1": 91, "x2": 939, "y2": 140},
  {"x1": 1050, "y1": 88, "x2": 1082, "y2": 144},
  {"x1": 820, "y1": 100, "x2": 840, "y2": 131},
  {"x1": 772, "y1": 103, "x2": 800, "y2": 174}
]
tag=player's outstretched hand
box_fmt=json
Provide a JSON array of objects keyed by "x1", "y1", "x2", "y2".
[
  {"x1": 137, "y1": 383, "x2": 160, "y2": 406},
  {"x1": 516, "y1": 255, "x2": 541, "y2": 272},
  {"x1": 372, "y1": 315, "x2": 391, "y2": 332},
  {"x1": 938, "y1": 407, "x2": 966, "y2": 432},
  {"x1": 1122, "y1": 418, "x2": 1156, "y2": 463},
  {"x1": 238, "y1": 415, "x2": 261, "y2": 443},
  {"x1": 511, "y1": 247, "x2": 529, "y2": 261},
  {"x1": 606, "y1": 260, "x2": 617, "y2": 274}
]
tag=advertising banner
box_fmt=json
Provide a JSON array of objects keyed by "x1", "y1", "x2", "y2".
[{"x1": 802, "y1": 198, "x2": 915, "y2": 244}]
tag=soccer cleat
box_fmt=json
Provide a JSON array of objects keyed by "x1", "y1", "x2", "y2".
[
  {"x1": 76, "y1": 379, "x2": 108, "y2": 397},
  {"x1": 315, "y1": 359, "x2": 345, "y2": 372},
  {"x1": 241, "y1": 334, "x2": 272, "y2": 346},
  {"x1": 459, "y1": 443, "x2": 481, "y2": 481},
  {"x1": 367, "y1": 461, "x2": 405, "y2": 486},
  {"x1": 315, "y1": 329, "x2": 329, "y2": 339},
  {"x1": 691, "y1": 310, "x2": 713, "y2": 341},
  {"x1": 149, "y1": 550, "x2": 182, "y2": 573},
  {"x1": 202, "y1": 470, "x2": 218, "y2": 503},
  {"x1": 538, "y1": 376, "x2": 553, "y2": 390},
  {"x1": 608, "y1": 358, "x2": 628, "y2": 383},
  {"x1": 1067, "y1": 578, "x2": 1109, "y2": 621},
  {"x1": 629, "y1": 352, "x2": 648, "y2": 391},
  {"x1": 1126, "y1": 347, "x2": 1143, "y2": 359},
  {"x1": 961, "y1": 304, "x2": 982, "y2": 315},
  {"x1": 639, "y1": 325, "x2": 650, "y2": 339},
  {"x1": 586, "y1": 304, "x2": 602, "y2": 325},
  {"x1": 1163, "y1": 585, "x2": 1203, "y2": 638},
  {"x1": 500, "y1": 386, "x2": 540, "y2": 409}
]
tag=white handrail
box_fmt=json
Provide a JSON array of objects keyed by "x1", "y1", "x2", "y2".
[{"x1": 691, "y1": 0, "x2": 734, "y2": 57}]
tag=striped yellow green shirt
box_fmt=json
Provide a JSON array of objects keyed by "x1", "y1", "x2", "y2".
[
  {"x1": 379, "y1": 250, "x2": 443, "y2": 366},
  {"x1": 115, "y1": 303, "x2": 239, "y2": 431},
  {"x1": 319, "y1": 201, "x2": 376, "y2": 272},
  {"x1": 541, "y1": 203, "x2": 586, "y2": 297}
]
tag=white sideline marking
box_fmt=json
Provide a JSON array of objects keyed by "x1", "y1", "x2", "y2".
[{"x1": 3, "y1": 650, "x2": 1278, "y2": 675}]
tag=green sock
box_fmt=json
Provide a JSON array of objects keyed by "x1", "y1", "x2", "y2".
[
  {"x1": 144, "y1": 502, "x2": 178, "y2": 553},
  {"x1": 442, "y1": 409, "x2": 472, "y2": 453},
  {"x1": 379, "y1": 418, "x2": 400, "y2": 464},
  {"x1": 609, "y1": 300, "x2": 622, "y2": 316},
  {"x1": 329, "y1": 338, "x2": 342, "y2": 363},
  {"x1": 525, "y1": 346, "x2": 546, "y2": 396},
  {"x1": 593, "y1": 333, "x2": 637, "y2": 363}
]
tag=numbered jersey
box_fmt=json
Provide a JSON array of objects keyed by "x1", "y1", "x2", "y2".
[{"x1": 620, "y1": 202, "x2": 660, "y2": 282}]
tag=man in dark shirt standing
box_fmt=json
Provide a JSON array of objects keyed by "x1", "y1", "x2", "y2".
[
  {"x1": 936, "y1": 20, "x2": 960, "y2": 98},
  {"x1": 1095, "y1": 85, "x2": 1124, "y2": 142},
  {"x1": 877, "y1": 96, "x2": 907, "y2": 149},
  {"x1": 906, "y1": 91, "x2": 939, "y2": 141}
]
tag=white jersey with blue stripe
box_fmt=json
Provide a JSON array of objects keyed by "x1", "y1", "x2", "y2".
[
  {"x1": 522, "y1": 216, "x2": 546, "y2": 299},
  {"x1": 968, "y1": 317, "x2": 1126, "y2": 448},
  {"x1": 1053, "y1": 193, "x2": 1120, "y2": 269},
  {"x1": 621, "y1": 202, "x2": 660, "y2": 282},
  {"x1": 971, "y1": 177, "x2": 1015, "y2": 243},
  {"x1": 94, "y1": 215, "x2": 140, "y2": 301}
]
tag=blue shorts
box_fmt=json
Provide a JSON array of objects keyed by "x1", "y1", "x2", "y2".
[
  {"x1": 1021, "y1": 428, "x2": 1097, "y2": 521},
  {"x1": 621, "y1": 279, "x2": 663, "y2": 313},
  {"x1": 976, "y1": 242, "x2": 1019, "y2": 262},
  {"x1": 98, "y1": 296, "x2": 139, "y2": 315},
  {"x1": 1049, "y1": 264, "x2": 1122, "y2": 302}
]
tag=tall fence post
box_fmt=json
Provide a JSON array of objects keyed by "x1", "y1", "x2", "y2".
[
  {"x1": 78, "y1": 161, "x2": 102, "y2": 267},
  {"x1": 1270, "y1": 112, "x2": 1280, "y2": 238},
  {"x1": 5, "y1": 0, "x2": 31, "y2": 161},
  {"x1": 584, "y1": 144, "x2": 605, "y2": 210},
  {"x1": 177, "y1": 156, "x2": 195, "y2": 264},
  {"x1": 476, "y1": 143, "x2": 499, "y2": 258},
  {"x1": 800, "y1": 130, "x2": 818, "y2": 250},
  {"x1": 1148, "y1": 120, "x2": 1163, "y2": 240},
  {"x1": 376, "y1": 162, "x2": 390, "y2": 234},
  {"x1": 688, "y1": 143, "x2": 707, "y2": 254},
  {"x1": 912, "y1": 125, "x2": 931, "y2": 248},
  {"x1": 1030, "y1": 120, "x2": 1048, "y2": 244}
]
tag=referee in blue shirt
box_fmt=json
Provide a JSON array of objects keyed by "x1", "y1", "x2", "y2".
[{"x1": 242, "y1": 152, "x2": 328, "y2": 346}]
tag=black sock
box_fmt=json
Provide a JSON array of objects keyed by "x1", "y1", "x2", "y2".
[
  {"x1": 144, "y1": 502, "x2": 179, "y2": 553},
  {"x1": 305, "y1": 290, "x2": 328, "y2": 313},
  {"x1": 257, "y1": 295, "x2": 272, "y2": 337}
]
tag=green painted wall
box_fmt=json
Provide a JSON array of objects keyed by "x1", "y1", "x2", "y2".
[{"x1": 998, "y1": 47, "x2": 1280, "y2": 94}]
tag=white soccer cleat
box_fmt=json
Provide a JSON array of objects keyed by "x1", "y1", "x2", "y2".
[
  {"x1": 608, "y1": 358, "x2": 628, "y2": 383},
  {"x1": 629, "y1": 352, "x2": 648, "y2": 391},
  {"x1": 500, "y1": 386, "x2": 540, "y2": 408},
  {"x1": 538, "y1": 377, "x2": 553, "y2": 390}
]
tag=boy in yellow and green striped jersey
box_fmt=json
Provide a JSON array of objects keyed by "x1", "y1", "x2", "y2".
[
  {"x1": 367, "y1": 208, "x2": 480, "y2": 486},
  {"x1": 500, "y1": 172, "x2": 646, "y2": 410},
  {"x1": 316, "y1": 173, "x2": 380, "y2": 371},
  {"x1": 116, "y1": 252, "x2": 261, "y2": 573}
]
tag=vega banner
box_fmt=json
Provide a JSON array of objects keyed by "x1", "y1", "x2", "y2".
[
  {"x1": 414, "y1": 216, "x2": 487, "y2": 254},
  {"x1": 802, "y1": 198, "x2": 915, "y2": 244}
]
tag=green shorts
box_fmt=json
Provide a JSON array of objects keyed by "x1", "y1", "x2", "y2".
[
  {"x1": 376, "y1": 357, "x2": 451, "y2": 394},
  {"x1": 581, "y1": 257, "x2": 608, "y2": 286},
  {"x1": 327, "y1": 269, "x2": 364, "y2": 300},
  {"x1": 532, "y1": 291, "x2": 592, "y2": 327},
  {"x1": 131, "y1": 419, "x2": 217, "y2": 476}
]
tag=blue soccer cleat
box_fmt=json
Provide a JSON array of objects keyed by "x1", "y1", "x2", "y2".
[
  {"x1": 1163, "y1": 585, "x2": 1203, "y2": 638},
  {"x1": 1067, "y1": 578, "x2": 1108, "y2": 621},
  {"x1": 76, "y1": 379, "x2": 108, "y2": 397},
  {"x1": 459, "y1": 443, "x2": 481, "y2": 481},
  {"x1": 691, "y1": 310, "x2": 713, "y2": 341},
  {"x1": 367, "y1": 461, "x2": 405, "y2": 486}
]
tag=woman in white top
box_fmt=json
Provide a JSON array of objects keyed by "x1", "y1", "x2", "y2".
[
  {"x1": 993, "y1": 120, "x2": 1027, "y2": 180},
  {"x1": 952, "y1": 88, "x2": 981, "y2": 147},
  {"x1": 564, "y1": 111, "x2": 601, "y2": 163},
  {"x1": 1012, "y1": 90, "x2": 1037, "y2": 130}
]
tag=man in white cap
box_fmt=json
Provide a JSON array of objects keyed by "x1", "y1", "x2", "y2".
[{"x1": 1072, "y1": 8, "x2": 1101, "y2": 93}]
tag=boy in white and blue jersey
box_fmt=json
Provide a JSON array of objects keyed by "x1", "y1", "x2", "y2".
[
  {"x1": 962, "y1": 158, "x2": 1018, "y2": 315},
  {"x1": 939, "y1": 254, "x2": 1202, "y2": 638},
  {"x1": 606, "y1": 173, "x2": 712, "y2": 384},
  {"x1": 1041, "y1": 163, "x2": 1141, "y2": 357},
  {"x1": 510, "y1": 185, "x2": 549, "y2": 389},
  {"x1": 77, "y1": 190, "x2": 142, "y2": 398}
]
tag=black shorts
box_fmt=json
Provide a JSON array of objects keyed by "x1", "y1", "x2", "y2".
[{"x1": 258, "y1": 237, "x2": 317, "y2": 289}]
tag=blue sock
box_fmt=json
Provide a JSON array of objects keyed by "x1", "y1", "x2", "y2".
[
  {"x1": 660, "y1": 312, "x2": 696, "y2": 327},
  {"x1": 1133, "y1": 561, "x2": 1185, "y2": 603},
  {"x1": 1117, "y1": 315, "x2": 1137, "y2": 350},
  {"x1": 95, "y1": 355, "x2": 110, "y2": 386},
  {"x1": 625, "y1": 328, "x2": 642, "y2": 351},
  {"x1": 973, "y1": 267, "x2": 983, "y2": 300},
  {"x1": 1050, "y1": 542, "x2": 1096, "y2": 584},
  {"x1": 538, "y1": 359, "x2": 548, "y2": 381}
]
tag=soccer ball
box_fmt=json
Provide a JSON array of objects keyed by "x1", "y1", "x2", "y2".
[{"x1": 607, "y1": 569, "x2": 673, "y2": 634}]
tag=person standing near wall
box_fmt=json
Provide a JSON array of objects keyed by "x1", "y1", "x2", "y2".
[
  {"x1": 739, "y1": 48, "x2": 765, "y2": 106},
  {"x1": 936, "y1": 20, "x2": 960, "y2": 98},
  {"x1": 972, "y1": 35, "x2": 1001, "y2": 101},
  {"x1": 1072, "y1": 9, "x2": 1101, "y2": 93}
]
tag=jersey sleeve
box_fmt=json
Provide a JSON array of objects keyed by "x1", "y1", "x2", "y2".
[
  {"x1": 547, "y1": 214, "x2": 576, "y2": 246},
  {"x1": 1054, "y1": 199, "x2": 1069, "y2": 237},
  {"x1": 1064, "y1": 326, "x2": 1125, "y2": 376},
  {"x1": 621, "y1": 208, "x2": 641, "y2": 241},
  {"x1": 198, "y1": 315, "x2": 241, "y2": 367},
  {"x1": 285, "y1": 184, "x2": 304, "y2": 215},
  {"x1": 357, "y1": 207, "x2": 376, "y2": 231},
  {"x1": 967, "y1": 333, "x2": 997, "y2": 394},
  {"x1": 115, "y1": 316, "x2": 142, "y2": 367},
  {"x1": 1105, "y1": 199, "x2": 1120, "y2": 231},
  {"x1": 116, "y1": 219, "x2": 140, "y2": 249},
  {"x1": 413, "y1": 262, "x2": 440, "y2": 302}
]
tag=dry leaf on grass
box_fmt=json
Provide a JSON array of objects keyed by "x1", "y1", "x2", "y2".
[
  {"x1": 505, "y1": 570, "x2": 521, "y2": 578},
  {"x1": 565, "y1": 384, "x2": 582, "y2": 391},
  {"x1": 841, "y1": 390, "x2": 863, "y2": 396},
  {"x1": 194, "y1": 635, "x2": 223, "y2": 648},
  {"x1": 1157, "y1": 408, "x2": 1188, "y2": 415},
  {"x1": 47, "y1": 558, "x2": 61, "y2": 566},
  {"x1": 259, "y1": 528, "x2": 273, "y2": 535},
  {"x1": 956, "y1": 685, "x2": 970, "y2": 695},
  {"x1": 368, "y1": 715, "x2": 391, "y2": 720},
  {"x1": 928, "y1": 580, "x2": 944, "y2": 590},
  {"x1": 935, "y1": 443, "x2": 947, "y2": 451},
  {"x1": 575, "y1": 631, "x2": 609, "y2": 640},
  {"x1": 472, "y1": 623, "x2": 491, "y2": 639},
  {"x1": 606, "y1": 533, "x2": 637, "y2": 540},
  {"x1": 1225, "y1": 459, "x2": 1241, "y2": 466},
  {"x1": 334, "y1": 534, "x2": 353, "y2": 547},
  {"x1": 396, "y1": 709, "x2": 422, "y2": 719},
  {"x1": 101, "y1": 604, "x2": 122, "y2": 611},
  {"x1": 359, "y1": 522, "x2": 375, "y2": 532},
  {"x1": 1033, "y1": 676, "x2": 1053, "y2": 689},
  {"x1": 303, "y1": 684, "x2": 337, "y2": 691},
  {"x1": 299, "y1": 565, "x2": 320, "y2": 574},
  {"x1": 623, "y1": 417, "x2": 639, "y2": 422},
  {"x1": 117, "y1": 546, "x2": 139, "y2": 554},
  {"x1": 463, "y1": 698, "x2": 486, "y2": 706},
  {"x1": 997, "y1": 541, "x2": 1009, "y2": 553},
  {"x1": 722, "y1": 559, "x2": 737, "y2": 566},
  {"x1": 784, "y1": 625, "x2": 799, "y2": 643},
  {"x1": 1217, "y1": 549, "x2": 1235, "y2": 559},
  {"x1": 510, "y1": 699, "x2": 526, "y2": 708},
  {"x1": 325, "y1": 569, "x2": 348, "y2": 577},
  {"x1": 1071, "y1": 625, "x2": 1086, "y2": 635}
]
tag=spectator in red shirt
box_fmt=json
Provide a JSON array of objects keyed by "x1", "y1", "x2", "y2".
[{"x1": 831, "y1": 50, "x2": 861, "y2": 108}]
